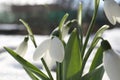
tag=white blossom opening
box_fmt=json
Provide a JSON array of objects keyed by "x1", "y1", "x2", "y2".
[{"x1": 104, "y1": 0, "x2": 120, "y2": 25}]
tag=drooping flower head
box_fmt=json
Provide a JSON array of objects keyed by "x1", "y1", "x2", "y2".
[
  {"x1": 33, "y1": 37, "x2": 65, "y2": 69},
  {"x1": 101, "y1": 40, "x2": 120, "y2": 80},
  {"x1": 103, "y1": 0, "x2": 120, "y2": 25},
  {"x1": 16, "y1": 36, "x2": 29, "y2": 57},
  {"x1": 51, "y1": 23, "x2": 70, "y2": 40}
]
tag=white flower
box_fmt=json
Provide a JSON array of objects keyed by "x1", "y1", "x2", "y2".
[
  {"x1": 61, "y1": 25, "x2": 69, "y2": 39},
  {"x1": 103, "y1": 0, "x2": 120, "y2": 25},
  {"x1": 33, "y1": 37, "x2": 65, "y2": 63},
  {"x1": 52, "y1": 26, "x2": 69, "y2": 40},
  {"x1": 103, "y1": 49, "x2": 120, "y2": 80},
  {"x1": 16, "y1": 37, "x2": 28, "y2": 57}
]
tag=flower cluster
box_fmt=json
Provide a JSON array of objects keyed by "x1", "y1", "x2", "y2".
[
  {"x1": 103, "y1": 0, "x2": 120, "y2": 80},
  {"x1": 104, "y1": 0, "x2": 120, "y2": 25},
  {"x1": 4, "y1": 0, "x2": 120, "y2": 80},
  {"x1": 33, "y1": 37, "x2": 64, "y2": 69}
]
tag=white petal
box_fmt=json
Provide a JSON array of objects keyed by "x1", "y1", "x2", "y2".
[
  {"x1": 62, "y1": 26, "x2": 69, "y2": 39},
  {"x1": 16, "y1": 39, "x2": 28, "y2": 57},
  {"x1": 103, "y1": 49, "x2": 120, "y2": 80},
  {"x1": 104, "y1": 0, "x2": 116, "y2": 25},
  {"x1": 110, "y1": 0, "x2": 120, "y2": 17},
  {"x1": 33, "y1": 39, "x2": 51, "y2": 61},
  {"x1": 109, "y1": 0, "x2": 120, "y2": 24},
  {"x1": 49, "y1": 37, "x2": 64, "y2": 62},
  {"x1": 43, "y1": 51, "x2": 56, "y2": 70},
  {"x1": 116, "y1": 17, "x2": 120, "y2": 23}
]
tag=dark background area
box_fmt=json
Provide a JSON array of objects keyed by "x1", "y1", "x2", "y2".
[{"x1": 0, "y1": 0, "x2": 119, "y2": 35}]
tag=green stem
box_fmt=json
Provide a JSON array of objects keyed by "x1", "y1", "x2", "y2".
[
  {"x1": 56, "y1": 14, "x2": 69, "y2": 80},
  {"x1": 77, "y1": 3, "x2": 83, "y2": 51},
  {"x1": 80, "y1": 46, "x2": 95, "y2": 77},
  {"x1": 34, "y1": 40, "x2": 53, "y2": 80},
  {"x1": 78, "y1": 3, "x2": 82, "y2": 27},
  {"x1": 81, "y1": 0, "x2": 100, "y2": 58},
  {"x1": 80, "y1": 0, "x2": 100, "y2": 77},
  {"x1": 81, "y1": 38, "x2": 105, "y2": 73},
  {"x1": 56, "y1": 62, "x2": 62, "y2": 80},
  {"x1": 21, "y1": 18, "x2": 53, "y2": 79},
  {"x1": 41, "y1": 58, "x2": 54, "y2": 80}
]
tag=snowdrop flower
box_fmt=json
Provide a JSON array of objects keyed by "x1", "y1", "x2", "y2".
[
  {"x1": 103, "y1": 0, "x2": 120, "y2": 25},
  {"x1": 33, "y1": 37, "x2": 65, "y2": 63},
  {"x1": 16, "y1": 37, "x2": 29, "y2": 57},
  {"x1": 101, "y1": 40, "x2": 120, "y2": 80},
  {"x1": 52, "y1": 26, "x2": 69, "y2": 40},
  {"x1": 61, "y1": 25, "x2": 69, "y2": 39}
]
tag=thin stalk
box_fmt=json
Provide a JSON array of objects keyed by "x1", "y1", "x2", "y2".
[
  {"x1": 77, "y1": 3, "x2": 83, "y2": 51},
  {"x1": 80, "y1": 37, "x2": 103, "y2": 77},
  {"x1": 80, "y1": 45, "x2": 95, "y2": 77},
  {"x1": 80, "y1": 0, "x2": 100, "y2": 77},
  {"x1": 81, "y1": 0, "x2": 100, "y2": 58},
  {"x1": 41, "y1": 58, "x2": 54, "y2": 80},
  {"x1": 20, "y1": 19, "x2": 53, "y2": 79},
  {"x1": 56, "y1": 14, "x2": 69, "y2": 80},
  {"x1": 34, "y1": 41, "x2": 54, "y2": 80},
  {"x1": 56, "y1": 62, "x2": 62, "y2": 80},
  {"x1": 56, "y1": 36, "x2": 63, "y2": 80}
]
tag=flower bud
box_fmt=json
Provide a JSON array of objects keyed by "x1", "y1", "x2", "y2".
[{"x1": 16, "y1": 37, "x2": 29, "y2": 57}]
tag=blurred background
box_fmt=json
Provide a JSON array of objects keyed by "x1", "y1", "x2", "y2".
[
  {"x1": 0, "y1": 0, "x2": 120, "y2": 35},
  {"x1": 0, "y1": 1, "x2": 120, "y2": 80}
]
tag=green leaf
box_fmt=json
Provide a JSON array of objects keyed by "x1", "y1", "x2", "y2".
[
  {"x1": 24, "y1": 67, "x2": 39, "y2": 80},
  {"x1": 85, "y1": 25, "x2": 108, "y2": 79},
  {"x1": 83, "y1": 25, "x2": 109, "y2": 68},
  {"x1": 4, "y1": 47, "x2": 49, "y2": 80},
  {"x1": 81, "y1": 25, "x2": 108, "y2": 77},
  {"x1": 19, "y1": 19, "x2": 37, "y2": 47},
  {"x1": 82, "y1": 66, "x2": 104, "y2": 80},
  {"x1": 89, "y1": 46, "x2": 103, "y2": 71},
  {"x1": 19, "y1": 19, "x2": 32, "y2": 35},
  {"x1": 62, "y1": 29, "x2": 82, "y2": 80},
  {"x1": 58, "y1": 13, "x2": 69, "y2": 39},
  {"x1": 58, "y1": 13, "x2": 69, "y2": 30}
]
